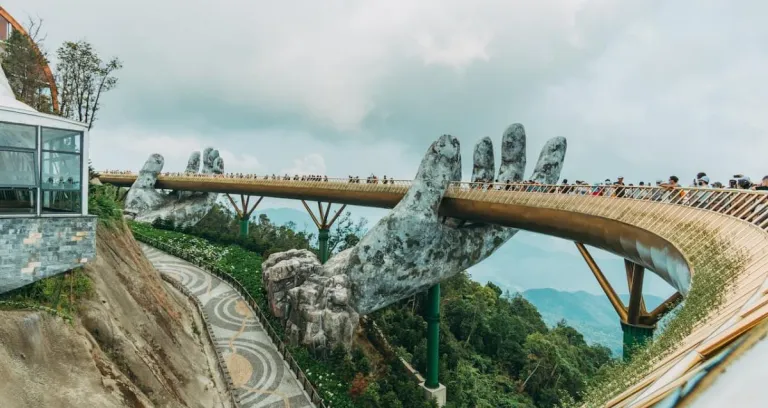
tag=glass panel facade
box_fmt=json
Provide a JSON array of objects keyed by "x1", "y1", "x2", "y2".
[
  {"x1": 0, "y1": 123, "x2": 85, "y2": 216},
  {"x1": 0, "y1": 122, "x2": 36, "y2": 149},
  {"x1": 41, "y1": 151, "x2": 81, "y2": 190},
  {"x1": 42, "y1": 190, "x2": 81, "y2": 214},
  {"x1": 0, "y1": 150, "x2": 36, "y2": 187},
  {"x1": 0, "y1": 188, "x2": 36, "y2": 214},
  {"x1": 42, "y1": 127, "x2": 81, "y2": 153}
]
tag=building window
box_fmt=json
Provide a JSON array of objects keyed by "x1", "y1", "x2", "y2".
[
  {"x1": 41, "y1": 127, "x2": 83, "y2": 214},
  {"x1": 42, "y1": 127, "x2": 81, "y2": 153},
  {"x1": 0, "y1": 122, "x2": 38, "y2": 214}
]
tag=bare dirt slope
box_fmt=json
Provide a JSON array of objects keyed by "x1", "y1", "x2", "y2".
[{"x1": 0, "y1": 224, "x2": 231, "y2": 408}]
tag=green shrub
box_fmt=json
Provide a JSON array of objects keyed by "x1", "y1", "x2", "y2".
[
  {"x1": 88, "y1": 184, "x2": 123, "y2": 227},
  {"x1": 0, "y1": 267, "x2": 93, "y2": 319}
]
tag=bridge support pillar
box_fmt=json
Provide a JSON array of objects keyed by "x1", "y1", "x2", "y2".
[
  {"x1": 421, "y1": 283, "x2": 446, "y2": 406},
  {"x1": 621, "y1": 322, "x2": 654, "y2": 361},
  {"x1": 575, "y1": 242, "x2": 682, "y2": 360},
  {"x1": 302, "y1": 200, "x2": 346, "y2": 264},
  {"x1": 318, "y1": 228, "x2": 331, "y2": 264},
  {"x1": 225, "y1": 194, "x2": 263, "y2": 239},
  {"x1": 239, "y1": 217, "x2": 250, "y2": 238}
]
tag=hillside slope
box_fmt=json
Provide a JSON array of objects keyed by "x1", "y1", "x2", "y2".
[
  {"x1": 0, "y1": 223, "x2": 231, "y2": 408},
  {"x1": 523, "y1": 288, "x2": 665, "y2": 356}
]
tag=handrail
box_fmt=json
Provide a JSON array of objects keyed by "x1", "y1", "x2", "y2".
[
  {"x1": 133, "y1": 232, "x2": 327, "y2": 408},
  {"x1": 100, "y1": 171, "x2": 768, "y2": 233}
]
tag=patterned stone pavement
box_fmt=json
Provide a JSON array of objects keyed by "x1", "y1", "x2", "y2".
[{"x1": 141, "y1": 244, "x2": 313, "y2": 408}]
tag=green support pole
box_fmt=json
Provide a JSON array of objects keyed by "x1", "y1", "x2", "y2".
[
  {"x1": 318, "y1": 228, "x2": 330, "y2": 264},
  {"x1": 425, "y1": 284, "x2": 441, "y2": 389},
  {"x1": 239, "y1": 217, "x2": 249, "y2": 238},
  {"x1": 621, "y1": 322, "x2": 654, "y2": 361}
]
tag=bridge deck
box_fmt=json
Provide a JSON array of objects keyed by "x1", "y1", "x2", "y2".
[{"x1": 102, "y1": 173, "x2": 768, "y2": 407}]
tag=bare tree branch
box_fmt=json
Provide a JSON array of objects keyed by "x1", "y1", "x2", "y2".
[{"x1": 55, "y1": 40, "x2": 122, "y2": 129}]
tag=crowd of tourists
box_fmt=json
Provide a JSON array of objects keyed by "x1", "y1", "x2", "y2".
[
  {"x1": 466, "y1": 173, "x2": 767, "y2": 192},
  {"x1": 100, "y1": 169, "x2": 768, "y2": 220},
  {"x1": 104, "y1": 170, "x2": 768, "y2": 194},
  {"x1": 100, "y1": 170, "x2": 768, "y2": 194}
]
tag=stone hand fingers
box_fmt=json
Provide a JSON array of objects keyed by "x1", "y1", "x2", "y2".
[
  {"x1": 185, "y1": 151, "x2": 201, "y2": 173},
  {"x1": 471, "y1": 137, "x2": 495, "y2": 183},
  {"x1": 201, "y1": 148, "x2": 224, "y2": 175},
  {"x1": 395, "y1": 134, "x2": 461, "y2": 219},
  {"x1": 497, "y1": 124, "x2": 526, "y2": 183},
  {"x1": 132, "y1": 154, "x2": 164, "y2": 189},
  {"x1": 529, "y1": 137, "x2": 567, "y2": 184}
]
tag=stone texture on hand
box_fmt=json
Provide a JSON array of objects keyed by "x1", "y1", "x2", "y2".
[
  {"x1": 262, "y1": 124, "x2": 567, "y2": 350},
  {"x1": 124, "y1": 148, "x2": 224, "y2": 228}
]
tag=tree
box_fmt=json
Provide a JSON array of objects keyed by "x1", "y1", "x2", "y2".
[
  {"x1": 56, "y1": 40, "x2": 122, "y2": 129},
  {"x1": 1, "y1": 17, "x2": 54, "y2": 112},
  {"x1": 328, "y1": 211, "x2": 368, "y2": 254}
]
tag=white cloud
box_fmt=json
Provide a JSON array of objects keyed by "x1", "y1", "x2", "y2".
[
  {"x1": 4, "y1": 0, "x2": 654, "y2": 133},
  {"x1": 280, "y1": 153, "x2": 327, "y2": 176},
  {"x1": 90, "y1": 129, "x2": 261, "y2": 174}
]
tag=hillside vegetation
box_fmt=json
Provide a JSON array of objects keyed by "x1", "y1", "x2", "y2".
[
  {"x1": 523, "y1": 288, "x2": 666, "y2": 356},
  {"x1": 136, "y1": 204, "x2": 612, "y2": 407}
]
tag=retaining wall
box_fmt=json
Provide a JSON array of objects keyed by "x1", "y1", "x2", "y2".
[{"x1": 0, "y1": 216, "x2": 97, "y2": 293}]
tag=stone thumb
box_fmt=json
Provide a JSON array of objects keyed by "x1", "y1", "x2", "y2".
[
  {"x1": 397, "y1": 134, "x2": 461, "y2": 219},
  {"x1": 132, "y1": 154, "x2": 164, "y2": 189}
]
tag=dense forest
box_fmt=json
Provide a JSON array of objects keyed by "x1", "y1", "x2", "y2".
[
  {"x1": 142, "y1": 202, "x2": 613, "y2": 407},
  {"x1": 373, "y1": 275, "x2": 612, "y2": 407}
]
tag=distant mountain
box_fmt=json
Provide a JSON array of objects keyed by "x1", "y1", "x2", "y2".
[
  {"x1": 467, "y1": 237, "x2": 674, "y2": 297},
  {"x1": 521, "y1": 288, "x2": 665, "y2": 356}
]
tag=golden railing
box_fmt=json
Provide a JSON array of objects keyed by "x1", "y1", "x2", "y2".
[{"x1": 100, "y1": 171, "x2": 768, "y2": 407}]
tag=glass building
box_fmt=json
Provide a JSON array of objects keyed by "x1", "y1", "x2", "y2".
[
  {"x1": 0, "y1": 95, "x2": 89, "y2": 216},
  {"x1": 0, "y1": 16, "x2": 95, "y2": 295}
]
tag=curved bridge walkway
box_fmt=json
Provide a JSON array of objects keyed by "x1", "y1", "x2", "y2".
[{"x1": 141, "y1": 244, "x2": 313, "y2": 408}]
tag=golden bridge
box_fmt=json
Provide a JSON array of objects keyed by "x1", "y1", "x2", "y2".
[{"x1": 100, "y1": 172, "x2": 768, "y2": 407}]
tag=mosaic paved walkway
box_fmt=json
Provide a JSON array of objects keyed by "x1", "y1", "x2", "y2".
[{"x1": 141, "y1": 244, "x2": 313, "y2": 408}]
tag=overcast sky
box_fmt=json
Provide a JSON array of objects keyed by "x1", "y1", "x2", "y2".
[{"x1": 5, "y1": 0, "x2": 765, "y2": 294}]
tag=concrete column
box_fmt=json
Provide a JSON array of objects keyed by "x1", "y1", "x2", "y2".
[
  {"x1": 621, "y1": 322, "x2": 654, "y2": 360},
  {"x1": 318, "y1": 227, "x2": 330, "y2": 264},
  {"x1": 421, "y1": 283, "x2": 446, "y2": 406},
  {"x1": 239, "y1": 217, "x2": 249, "y2": 238}
]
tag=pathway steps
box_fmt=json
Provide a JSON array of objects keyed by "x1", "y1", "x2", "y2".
[{"x1": 141, "y1": 244, "x2": 313, "y2": 408}]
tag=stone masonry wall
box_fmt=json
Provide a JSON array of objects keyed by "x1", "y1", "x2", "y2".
[{"x1": 0, "y1": 216, "x2": 97, "y2": 294}]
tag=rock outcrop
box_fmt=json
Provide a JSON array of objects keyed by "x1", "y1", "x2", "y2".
[
  {"x1": 262, "y1": 125, "x2": 568, "y2": 350},
  {"x1": 0, "y1": 223, "x2": 231, "y2": 408},
  {"x1": 125, "y1": 149, "x2": 224, "y2": 228},
  {"x1": 262, "y1": 249, "x2": 359, "y2": 350}
]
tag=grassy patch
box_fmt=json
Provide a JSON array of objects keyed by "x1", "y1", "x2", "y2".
[
  {"x1": 0, "y1": 267, "x2": 93, "y2": 321},
  {"x1": 88, "y1": 184, "x2": 124, "y2": 228}
]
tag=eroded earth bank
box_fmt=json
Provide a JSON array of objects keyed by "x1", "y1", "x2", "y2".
[{"x1": 0, "y1": 223, "x2": 232, "y2": 408}]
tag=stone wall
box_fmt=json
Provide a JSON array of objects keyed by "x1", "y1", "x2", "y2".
[{"x1": 0, "y1": 216, "x2": 97, "y2": 293}]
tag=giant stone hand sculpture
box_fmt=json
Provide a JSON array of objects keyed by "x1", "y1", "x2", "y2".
[
  {"x1": 262, "y1": 124, "x2": 567, "y2": 350},
  {"x1": 124, "y1": 148, "x2": 224, "y2": 227}
]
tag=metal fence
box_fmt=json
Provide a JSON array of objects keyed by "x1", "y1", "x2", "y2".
[{"x1": 133, "y1": 232, "x2": 328, "y2": 408}]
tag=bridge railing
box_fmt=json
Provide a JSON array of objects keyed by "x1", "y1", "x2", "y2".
[
  {"x1": 102, "y1": 171, "x2": 768, "y2": 231},
  {"x1": 449, "y1": 184, "x2": 768, "y2": 229},
  {"x1": 132, "y1": 232, "x2": 329, "y2": 408}
]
